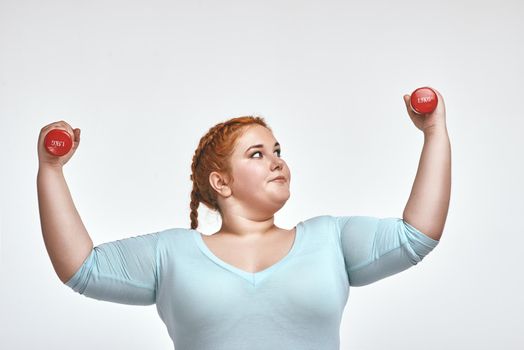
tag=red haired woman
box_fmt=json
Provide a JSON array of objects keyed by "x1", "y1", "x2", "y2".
[{"x1": 37, "y1": 90, "x2": 450, "y2": 349}]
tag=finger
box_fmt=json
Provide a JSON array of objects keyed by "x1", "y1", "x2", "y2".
[
  {"x1": 41, "y1": 120, "x2": 71, "y2": 133},
  {"x1": 58, "y1": 120, "x2": 75, "y2": 134},
  {"x1": 41, "y1": 121, "x2": 62, "y2": 132},
  {"x1": 403, "y1": 94, "x2": 410, "y2": 108},
  {"x1": 70, "y1": 128, "x2": 81, "y2": 150},
  {"x1": 403, "y1": 94, "x2": 425, "y2": 122},
  {"x1": 73, "y1": 128, "x2": 80, "y2": 142},
  {"x1": 403, "y1": 95, "x2": 416, "y2": 117}
]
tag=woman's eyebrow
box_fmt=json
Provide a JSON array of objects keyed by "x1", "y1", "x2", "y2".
[{"x1": 244, "y1": 142, "x2": 280, "y2": 153}]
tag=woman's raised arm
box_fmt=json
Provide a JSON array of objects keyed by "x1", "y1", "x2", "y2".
[
  {"x1": 37, "y1": 121, "x2": 93, "y2": 283},
  {"x1": 402, "y1": 89, "x2": 451, "y2": 241}
]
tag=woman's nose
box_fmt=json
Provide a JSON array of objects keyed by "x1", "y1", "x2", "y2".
[{"x1": 270, "y1": 155, "x2": 284, "y2": 170}]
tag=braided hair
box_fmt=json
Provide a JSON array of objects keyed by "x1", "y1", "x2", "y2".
[{"x1": 189, "y1": 116, "x2": 270, "y2": 230}]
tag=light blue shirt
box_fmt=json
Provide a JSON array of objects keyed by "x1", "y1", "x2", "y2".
[{"x1": 66, "y1": 215, "x2": 439, "y2": 349}]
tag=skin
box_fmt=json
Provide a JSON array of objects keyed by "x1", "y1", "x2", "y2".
[
  {"x1": 37, "y1": 121, "x2": 93, "y2": 283},
  {"x1": 208, "y1": 124, "x2": 292, "y2": 240},
  {"x1": 402, "y1": 88, "x2": 451, "y2": 240}
]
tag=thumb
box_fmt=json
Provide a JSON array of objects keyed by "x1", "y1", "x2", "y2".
[
  {"x1": 72, "y1": 128, "x2": 81, "y2": 148},
  {"x1": 403, "y1": 94, "x2": 418, "y2": 119},
  {"x1": 403, "y1": 94, "x2": 410, "y2": 106}
]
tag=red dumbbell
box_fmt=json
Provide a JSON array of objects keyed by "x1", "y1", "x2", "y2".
[
  {"x1": 410, "y1": 87, "x2": 438, "y2": 115},
  {"x1": 44, "y1": 129, "x2": 73, "y2": 156}
]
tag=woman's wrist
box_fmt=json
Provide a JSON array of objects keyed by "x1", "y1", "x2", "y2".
[
  {"x1": 38, "y1": 163, "x2": 64, "y2": 177},
  {"x1": 423, "y1": 124, "x2": 448, "y2": 139}
]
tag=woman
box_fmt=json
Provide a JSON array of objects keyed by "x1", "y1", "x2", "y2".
[{"x1": 37, "y1": 89, "x2": 451, "y2": 349}]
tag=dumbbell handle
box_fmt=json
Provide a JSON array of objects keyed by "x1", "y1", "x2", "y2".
[
  {"x1": 410, "y1": 87, "x2": 438, "y2": 115},
  {"x1": 44, "y1": 129, "x2": 73, "y2": 156}
]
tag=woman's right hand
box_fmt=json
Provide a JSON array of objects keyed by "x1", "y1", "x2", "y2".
[{"x1": 38, "y1": 121, "x2": 81, "y2": 168}]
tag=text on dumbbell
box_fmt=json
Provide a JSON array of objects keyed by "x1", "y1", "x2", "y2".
[
  {"x1": 51, "y1": 140, "x2": 65, "y2": 147},
  {"x1": 417, "y1": 96, "x2": 434, "y2": 103}
]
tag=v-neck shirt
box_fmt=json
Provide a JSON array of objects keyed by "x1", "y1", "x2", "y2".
[
  {"x1": 192, "y1": 225, "x2": 301, "y2": 286},
  {"x1": 65, "y1": 215, "x2": 439, "y2": 350}
]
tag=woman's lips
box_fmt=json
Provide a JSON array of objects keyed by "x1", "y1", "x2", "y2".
[{"x1": 270, "y1": 176, "x2": 287, "y2": 182}]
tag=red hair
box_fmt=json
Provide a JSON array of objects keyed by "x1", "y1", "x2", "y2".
[{"x1": 189, "y1": 115, "x2": 271, "y2": 229}]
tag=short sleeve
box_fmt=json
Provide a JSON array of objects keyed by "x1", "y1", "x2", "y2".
[
  {"x1": 65, "y1": 231, "x2": 161, "y2": 305},
  {"x1": 334, "y1": 216, "x2": 439, "y2": 287}
]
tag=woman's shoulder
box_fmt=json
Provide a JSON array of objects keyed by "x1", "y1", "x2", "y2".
[
  {"x1": 154, "y1": 227, "x2": 196, "y2": 246},
  {"x1": 300, "y1": 214, "x2": 337, "y2": 227},
  {"x1": 297, "y1": 215, "x2": 343, "y2": 236},
  {"x1": 158, "y1": 227, "x2": 194, "y2": 235}
]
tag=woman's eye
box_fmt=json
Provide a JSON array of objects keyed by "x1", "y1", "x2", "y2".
[{"x1": 251, "y1": 150, "x2": 281, "y2": 158}]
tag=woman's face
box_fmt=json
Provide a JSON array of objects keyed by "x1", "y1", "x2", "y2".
[{"x1": 224, "y1": 124, "x2": 291, "y2": 216}]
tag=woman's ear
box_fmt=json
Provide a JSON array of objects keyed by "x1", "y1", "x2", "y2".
[{"x1": 209, "y1": 171, "x2": 232, "y2": 198}]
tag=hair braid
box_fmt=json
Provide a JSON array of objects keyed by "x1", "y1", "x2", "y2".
[{"x1": 189, "y1": 183, "x2": 200, "y2": 230}]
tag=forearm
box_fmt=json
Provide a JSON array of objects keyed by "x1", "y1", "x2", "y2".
[
  {"x1": 37, "y1": 166, "x2": 94, "y2": 283},
  {"x1": 403, "y1": 127, "x2": 451, "y2": 241}
]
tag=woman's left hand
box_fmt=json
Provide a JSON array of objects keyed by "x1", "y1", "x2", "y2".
[{"x1": 403, "y1": 87, "x2": 447, "y2": 135}]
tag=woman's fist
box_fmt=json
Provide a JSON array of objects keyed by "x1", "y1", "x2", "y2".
[
  {"x1": 38, "y1": 121, "x2": 81, "y2": 168},
  {"x1": 403, "y1": 87, "x2": 447, "y2": 135}
]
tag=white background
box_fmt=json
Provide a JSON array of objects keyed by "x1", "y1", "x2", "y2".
[{"x1": 1, "y1": 0, "x2": 523, "y2": 349}]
